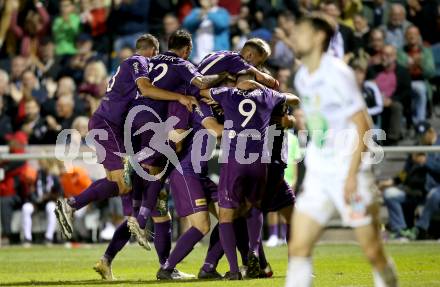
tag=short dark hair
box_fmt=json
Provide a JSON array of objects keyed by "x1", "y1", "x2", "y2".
[
  {"x1": 322, "y1": 0, "x2": 342, "y2": 11},
  {"x1": 168, "y1": 29, "x2": 192, "y2": 50},
  {"x1": 135, "y1": 34, "x2": 159, "y2": 51},
  {"x1": 296, "y1": 13, "x2": 336, "y2": 51}
]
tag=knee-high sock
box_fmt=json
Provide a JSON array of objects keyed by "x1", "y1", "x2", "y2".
[
  {"x1": 285, "y1": 257, "x2": 313, "y2": 287},
  {"x1": 137, "y1": 180, "x2": 162, "y2": 229},
  {"x1": 45, "y1": 201, "x2": 56, "y2": 240},
  {"x1": 247, "y1": 208, "x2": 263, "y2": 255},
  {"x1": 234, "y1": 217, "x2": 249, "y2": 265},
  {"x1": 164, "y1": 227, "x2": 204, "y2": 270},
  {"x1": 202, "y1": 223, "x2": 224, "y2": 272},
  {"x1": 219, "y1": 222, "x2": 239, "y2": 273},
  {"x1": 68, "y1": 179, "x2": 119, "y2": 210},
  {"x1": 280, "y1": 224, "x2": 287, "y2": 240},
  {"x1": 286, "y1": 224, "x2": 291, "y2": 242},
  {"x1": 154, "y1": 221, "x2": 172, "y2": 266},
  {"x1": 373, "y1": 258, "x2": 398, "y2": 287},
  {"x1": 104, "y1": 220, "x2": 131, "y2": 263},
  {"x1": 269, "y1": 224, "x2": 279, "y2": 237},
  {"x1": 258, "y1": 241, "x2": 268, "y2": 269}
]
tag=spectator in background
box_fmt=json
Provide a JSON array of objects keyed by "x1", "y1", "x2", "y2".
[
  {"x1": 406, "y1": 0, "x2": 440, "y2": 45},
  {"x1": 52, "y1": 95, "x2": 77, "y2": 132},
  {"x1": 21, "y1": 159, "x2": 62, "y2": 246},
  {"x1": 32, "y1": 38, "x2": 62, "y2": 81},
  {"x1": 63, "y1": 33, "x2": 102, "y2": 84},
  {"x1": 0, "y1": 132, "x2": 35, "y2": 245},
  {"x1": 0, "y1": 0, "x2": 16, "y2": 52},
  {"x1": 0, "y1": 70, "x2": 12, "y2": 145},
  {"x1": 381, "y1": 4, "x2": 412, "y2": 49},
  {"x1": 298, "y1": 0, "x2": 314, "y2": 16},
  {"x1": 79, "y1": 0, "x2": 109, "y2": 54},
  {"x1": 10, "y1": 56, "x2": 28, "y2": 87},
  {"x1": 397, "y1": 26, "x2": 435, "y2": 124},
  {"x1": 21, "y1": 70, "x2": 47, "y2": 105},
  {"x1": 352, "y1": 13, "x2": 370, "y2": 52},
  {"x1": 367, "y1": 28, "x2": 386, "y2": 66},
  {"x1": 9, "y1": 0, "x2": 50, "y2": 58},
  {"x1": 230, "y1": 5, "x2": 252, "y2": 50},
  {"x1": 71, "y1": 116, "x2": 89, "y2": 145},
  {"x1": 109, "y1": 0, "x2": 150, "y2": 52},
  {"x1": 253, "y1": 0, "x2": 299, "y2": 30},
  {"x1": 276, "y1": 67, "x2": 294, "y2": 93},
  {"x1": 368, "y1": 45, "x2": 411, "y2": 145},
  {"x1": 381, "y1": 122, "x2": 440, "y2": 240},
  {"x1": 21, "y1": 99, "x2": 54, "y2": 144},
  {"x1": 350, "y1": 56, "x2": 383, "y2": 126},
  {"x1": 78, "y1": 61, "x2": 107, "y2": 114},
  {"x1": 159, "y1": 13, "x2": 180, "y2": 53},
  {"x1": 339, "y1": 0, "x2": 363, "y2": 29},
  {"x1": 321, "y1": 0, "x2": 355, "y2": 60},
  {"x1": 111, "y1": 46, "x2": 134, "y2": 74},
  {"x1": 183, "y1": 0, "x2": 231, "y2": 64},
  {"x1": 52, "y1": 0, "x2": 81, "y2": 56},
  {"x1": 269, "y1": 11, "x2": 296, "y2": 69},
  {"x1": 362, "y1": 0, "x2": 391, "y2": 28}
]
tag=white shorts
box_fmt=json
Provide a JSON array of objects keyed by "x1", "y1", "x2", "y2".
[{"x1": 295, "y1": 169, "x2": 379, "y2": 228}]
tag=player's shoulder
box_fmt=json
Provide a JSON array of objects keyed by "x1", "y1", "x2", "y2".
[{"x1": 323, "y1": 54, "x2": 353, "y2": 78}]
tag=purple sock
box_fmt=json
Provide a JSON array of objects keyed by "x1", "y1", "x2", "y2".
[
  {"x1": 246, "y1": 208, "x2": 263, "y2": 255},
  {"x1": 280, "y1": 224, "x2": 287, "y2": 240},
  {"x1": 164, "y1": 227, "x2": 204, "y2": 270},
  {"x1": 219, "y1": 222, "x2": 239, "y2": 273},
  {"x1": 104, "y1": 220, "x2": 130, "y2": 263},
  {"x1": 202, "y1": 223, "x2": 224, "y2": 272},
  {"x1": 136, "y1": 207, "x2": 151, "y2": 229},
  {"x1": 154, "y1": 221, "x2": 171, "y2": 266},
  {"x1": 258, "y1": 241, "x2": 268, "y2": 269},
  {"x1": 144, "y1": 180, "x2": 163, "y2": 210},
  {"x1": 269, "y1": 224, "x2": 279, "y2": 237},
  {"x1": 234, "y1": 217, "x2": 249, "y2": 266},
  {"x1": 68, "y1": 179, "x2": 119, "y2": 210}
]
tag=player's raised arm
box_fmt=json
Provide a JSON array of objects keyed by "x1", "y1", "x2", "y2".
[
  {"x1": 236, "y1": 79, "x2": 265, "y2": 91},
  {"x1": 283, "y1": 93, "x2": 300, "y2": 107},
  {"x1": 191, "y1": 72, "x2": 229, "y2": 90},
  {"x1": 136, "y1": 77, "x2": 198, "y2": 112},
  {"x1": 201, "y1": 117, "x2": 224, "y2": 138},
  {"x1": 250, "y1": 67, "x2": 280, "y2": 90}
]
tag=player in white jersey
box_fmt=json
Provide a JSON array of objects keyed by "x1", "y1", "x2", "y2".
[{"x1": 285, "y1": 14, "x2": 398, "y2": 287}]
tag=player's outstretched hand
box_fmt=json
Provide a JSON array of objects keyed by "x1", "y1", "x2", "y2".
[
  {"x1": 178, "y1": 95, "x2": 199, "y2": 112},
  {"x1": 201, "y1": 97, "x2": 218, "y2": 106}
]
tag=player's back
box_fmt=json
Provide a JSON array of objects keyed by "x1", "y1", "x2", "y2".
[
  {"x1": 131, "y1": 51, "x2": 201, "y2": 117},
  {"x1": 197, "y1": 50, "x2": 251, "y2": 76},
  {"x1": 94, "y1": 54, "x2": 149, "y2": 126},
  {"x1": 210, "y1": 86, "x2": 286, "y2": 157}
]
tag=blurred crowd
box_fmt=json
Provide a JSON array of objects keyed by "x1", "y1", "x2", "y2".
[{"x1": 1, "y1": 0, "x2": 440, "y2": 244}]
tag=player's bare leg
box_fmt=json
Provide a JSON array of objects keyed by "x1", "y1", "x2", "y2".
[
  {"x1": 354, "y1": 204, "x2": 398, "y2": 287},
  {"x1": 55, "y1": 169, "x2": 129, "y2": 239},
  {"x1": 285, "y1": 210, "x2": 324, "y2": 287}
]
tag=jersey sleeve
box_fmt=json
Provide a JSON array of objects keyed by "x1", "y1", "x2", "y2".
[
  {"x1": 226, "y1": 54, "x2": 252, "y2": 74},
  {"x1": 179, "y1": 61, "x2": 202, "y2": 85},
  {"x1": 168, "y1": 101, "x2": 190, "y2": 130},
  {"x1": 193, "y1": 102, "x2": 215, "y2": 125},
  {"x1": 130, "y1": 58, "x2": 150, "y2": 82},
  {"x1": 209, "y1": 86, "x2": 233, "y2": 105},
  {"x1": 267, "y1": 88, "x2": 286, "y2": 109}
]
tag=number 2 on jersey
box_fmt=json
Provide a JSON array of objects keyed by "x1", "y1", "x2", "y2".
[
  {"x1": 238, "y1": 99, "x2": 256, "y2": 127},
  {"x1": 149, "y1": 63, "x2": 168, "y2": 85},
  {"x1": 106, "y1": 66, "x2": 120, "y2": 92}
]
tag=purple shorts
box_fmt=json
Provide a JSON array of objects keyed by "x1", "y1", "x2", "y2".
[
  {"x1": 89, "y1": 114, "x2": 125, "y2": 171},
  {"x1": 131, "y1": 105, "x2": 167, "y2": 167},
  {"x1": 169, "y1": 170, "x2": 218, "y2": 217},
  {"x1": 262, "y1": 163, "x2": 295, "y2": 212},
  {"x1": 218, "y1": 159, "x2": 267, "y2": 209}
]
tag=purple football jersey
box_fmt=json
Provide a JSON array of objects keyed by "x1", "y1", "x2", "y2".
[
  {"x1": 129, "y1": 51, "x2": 203, "y2": 122},
  {"x1": 94, "y1": 54, "x2": 149, "y2": 126},
  {"x1": 197, "y1": 51, "x2": 252, "y2": 75},
  {"x1": 210, "y1": 86, "x2": 286, "y2": 158},
  {"x1": 168, "y1": 100, "x2": 215, "y2": 175}
]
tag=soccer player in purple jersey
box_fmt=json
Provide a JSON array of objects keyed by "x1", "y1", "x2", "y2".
[
  {"x1": 197, "y1": 38, "x2": 280, "y2": 89},
  {"x1": 123, "y1": 30, "x2": 228, "y2": 269},
  {"x1": 199, "y1": 76, "x2": 300, "y2": 280},
  {"x1": 154, "y1": 94, "x2": 224, "y2": 280},
  {"x1": 54, "y1": 34, "x2": 198, "y2": 241}
]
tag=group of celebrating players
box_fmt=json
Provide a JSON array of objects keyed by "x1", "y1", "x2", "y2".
[{"x1": 54, "y1": 13, "x2": 399, "y2": 286}]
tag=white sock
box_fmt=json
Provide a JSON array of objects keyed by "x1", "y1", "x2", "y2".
[
  {"x1": 22, "y1": 203, "x2": 34, "y2": 241},
  {"x1": 285, "y1": 257, "x2": 313, "y2": 287},
  {"x1": 45, "y1": 201, "x2": 57, "y2": 240},
  {"x1": 373, "y1": 258, "x2": 398, "y2": 287}
]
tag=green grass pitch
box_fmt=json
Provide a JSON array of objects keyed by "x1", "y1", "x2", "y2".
[{"x1": 0, "y1": 242, "x2": 439, "y2": 286}]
